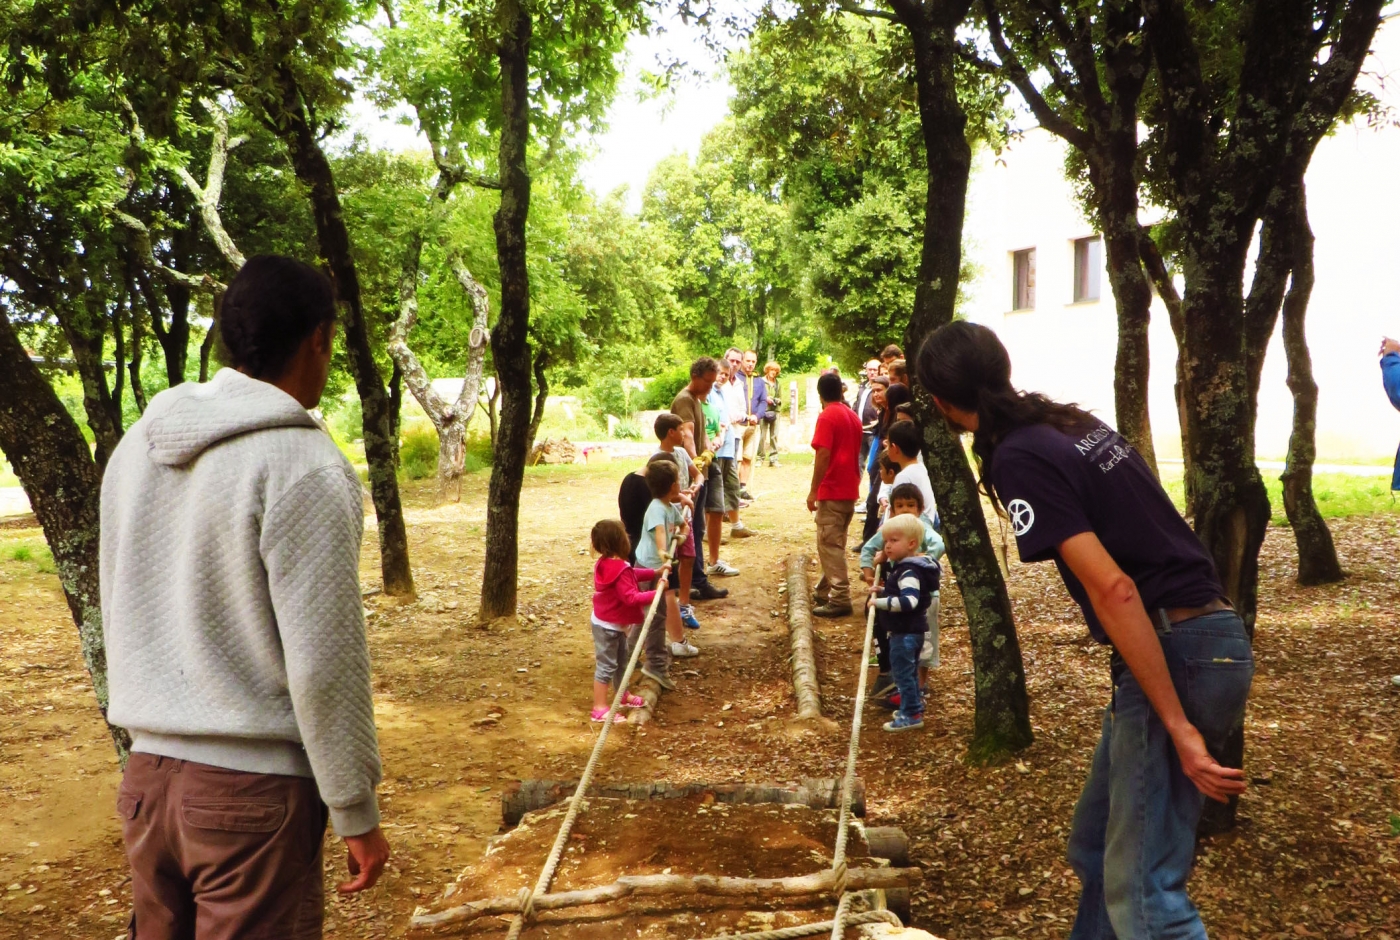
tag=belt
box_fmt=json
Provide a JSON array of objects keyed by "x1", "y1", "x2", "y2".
[{"x1": 1152, "y1": 598, "x2": 1232, "y2": 635}]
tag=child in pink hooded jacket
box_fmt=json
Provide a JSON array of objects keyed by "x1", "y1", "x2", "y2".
[{"x1": 589, "y1": 520, "x2": 664, "y2": 722}]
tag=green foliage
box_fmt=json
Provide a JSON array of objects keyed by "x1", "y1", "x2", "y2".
[
  {"x1": 398, "y1": 422, "x2": 439, "y2": 481},
  {"x1": 633, "y1": 365, "x2": 693, "y2": 412},
  {"x1": 583, "y1": 376, "x2": 631, "y2": 425},
  {"x1": 4, "y1": 540, "x2": 55, "y2": 574},
  {"x1": 727, "y1": 12, "x2": 1008, "y2": 370}
]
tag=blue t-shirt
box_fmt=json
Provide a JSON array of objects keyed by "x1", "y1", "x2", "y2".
[
  {"x1": 636, "y1": 498, "x2": 683, "y2": 569},
  {"x1": 987, "y1": 422, "x2": 1224, "y2": 644}
]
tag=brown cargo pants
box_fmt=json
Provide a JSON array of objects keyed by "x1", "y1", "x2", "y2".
[
  {"x1": 813, "y1": 499, "x2": 856, "y2": 607},
  {"x1": 117, "y1": 753, "x2": 328, "y2": 940}
]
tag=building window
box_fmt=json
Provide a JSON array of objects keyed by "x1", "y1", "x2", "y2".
[
  {"x1": 1073, "y1": 235, "x2": 1102, "y2": 303},
  {"x1": 1012, "y1": 248, "x2": 1036, "y2": 311}
]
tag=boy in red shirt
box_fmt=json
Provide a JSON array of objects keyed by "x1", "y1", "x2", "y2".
[{"x1": 806, "y1": 371, "x2": 864, "y2": 616}]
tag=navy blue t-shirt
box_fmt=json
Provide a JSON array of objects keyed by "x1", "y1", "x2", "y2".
[{"x1": 987, "y1": 422, "x2": 1224, "y2": 644}]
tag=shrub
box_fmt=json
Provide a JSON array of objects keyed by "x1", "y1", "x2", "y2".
[
  {"x1": 633, "y1": 364, "x2": 692, "y2": 412},
  {"x1": 399, "y1": 422, "x2": 439, "y2": 481},
  {"x1": 583, "y1": 376, "x2": 631, "y2": 425}
]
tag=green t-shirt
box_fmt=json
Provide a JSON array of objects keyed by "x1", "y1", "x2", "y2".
[{"x1": 701, "y1": 399, "x2": 722, "y2": 447}]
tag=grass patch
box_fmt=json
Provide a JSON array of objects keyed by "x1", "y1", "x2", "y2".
[
  {"x1": 1159, "y1": 468, "x2": 1398, "y2": 525},
  {"x1": 3, "y1": 538, "x2": 56, "y2": 574}
]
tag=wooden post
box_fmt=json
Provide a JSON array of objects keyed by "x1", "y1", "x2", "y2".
[
  {"x1": 786, "y1": 555, "x2": 823, "y2": 720},
  {"x1": 625, "y1": 675, "x2": 662, "y2": 726}
]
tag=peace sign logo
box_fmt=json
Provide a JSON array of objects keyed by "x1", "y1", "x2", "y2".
[{"x1": 1007, "y1": 499, "x2": 1035, "y2": 537}]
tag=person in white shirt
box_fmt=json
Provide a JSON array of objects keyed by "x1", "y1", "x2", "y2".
[{"x1": 881, "y1": 419, "x2": 939, "y2": 528}]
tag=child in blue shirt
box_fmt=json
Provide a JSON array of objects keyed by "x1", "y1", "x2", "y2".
[{"x1": 635, "y1": 460, "x2": 694, "y2": 677}]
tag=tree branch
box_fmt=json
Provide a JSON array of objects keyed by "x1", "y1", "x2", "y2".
[
  {"x1": 982, "y1": 0, "x2": 1094, "y2": 151},
  {"x1": 1138, "y1": 226, "x2": 1182, "y2": 342},
  {"x1": 174, "y1": 101, "x2": 248, "y2": 269},
  {"x1": 112, "y1": 210, "x2": 224, "y2": 293}
]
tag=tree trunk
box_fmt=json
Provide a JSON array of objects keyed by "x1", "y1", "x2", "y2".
[
  {"x1": 388, "y1": 228, "x2": 491, "y2": 505},
  {"x1": 0, "y1": 311, "x2": 130, "y2": 760},
  {"x1": 1096, "y1": 150, "x2": 1158, "y2": 475},
  {"x1": 480, "y1": 0, "x2": 533, "y2": 620},
  {"x1": 1178, "y1": 259, "x2": 1271, "y2": 836},
  {"x1": 60, "y1": 300, "x2": 124, "y2": 469},
  {"x1": 897, "y1": 0, "x2": 1032, "y2": 761},
  {"x1": 1278, "y1": 187, "x2": 1343, "y2": 585},
  {"x1": 267, "y1": 66, "x2": 415, "y2": 598},
  {"x1": 527, "y1": 350, "x2": 549, "y2": 453}
]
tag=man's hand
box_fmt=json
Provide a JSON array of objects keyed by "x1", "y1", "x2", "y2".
[
  {"x1": 806, "y1": 493, "x2": 818, "y2": 513},
  {"x1": 860, "y1": 567, "x2": 875, "y2": 585},
  {"x1": 872, "y1": 550, "x2": 886, "y2": 566},
  {"x1": 1381, "y1": 337, "x2": 1400, "y2": 358},
  {"x1": 339, "y1": 826, "x2": 391, "y2": 894},
  {"x1": 1170, "y1": 724, "x2": 1248, "y2": 803}
]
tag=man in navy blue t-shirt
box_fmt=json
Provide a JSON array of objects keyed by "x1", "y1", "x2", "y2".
[
  {"x1": 919, "y1": 320, "x2": 1254, "y2": 940},
  {"x1": 988, "y1": 423, "x2": 1224, "y2": 644}
]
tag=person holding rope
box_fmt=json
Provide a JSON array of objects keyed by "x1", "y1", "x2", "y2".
[{"x1": 917, "y1": 321, "x2": 1254, "y2": 940}]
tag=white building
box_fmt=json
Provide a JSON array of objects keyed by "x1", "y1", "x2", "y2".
[{"x1": 960, "y1": 14, "x2": 1400, "y2": 464}]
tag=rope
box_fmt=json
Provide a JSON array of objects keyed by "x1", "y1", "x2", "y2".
[
  {"x1": 827, "y1": 563, "x2": 881, "y2": 940},
  {"x1": 696, "y1": 909, "x2": 902, "y2": 940},
  {"x1": 502, "y1": 526, "x2": 686, "y2": 940}
]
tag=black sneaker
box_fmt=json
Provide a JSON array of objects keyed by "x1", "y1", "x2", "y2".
[{"x1": 694, "y1": 582, "x2": 729, "y2": 601}]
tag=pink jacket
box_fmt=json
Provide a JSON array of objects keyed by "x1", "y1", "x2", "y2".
[{"x1": 592, "y1": 557, "x2": 657, "y2": 627}]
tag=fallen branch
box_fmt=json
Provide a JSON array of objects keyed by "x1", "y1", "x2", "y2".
[
  {"x1": 410, "y1": 865, "x2": 921, "y2": 931},
  {"x1": 786, "y1": 555, "x2": 823, "y2": 719}
]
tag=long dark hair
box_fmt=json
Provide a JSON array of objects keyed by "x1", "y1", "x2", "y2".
[
  {"x1": 881, "y1": 382, "x2": 913, "y2": 435},
  {"x1": 915, "y1": 321, "x2": 1096, "y2": 506}
]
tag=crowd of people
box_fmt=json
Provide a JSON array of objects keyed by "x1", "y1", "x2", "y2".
[
  {"x1": 589, "y1": 344, "x2": 947, "y2": 735},
  {"x1": 91, "y1": 254, "x2": 1259, "y2": 939}
]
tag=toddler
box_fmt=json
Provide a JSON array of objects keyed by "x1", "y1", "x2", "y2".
[
  {"x1": 589, "y1": 520, "x2": 656, "y2": 723},
  {"x1": 867, "y1": 513, "x2": 941, "y2": 732},
  {"x1": 861, "y1": 482, "x2": 945, "y2": 703}
]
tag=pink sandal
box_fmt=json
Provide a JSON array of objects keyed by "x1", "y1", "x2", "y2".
[
  {"x1": 620, "y1": 692, "x2": 646, "y2": 708},
  {"x1": 590, "y1": 707, "x2": 627, "y2": 723}
]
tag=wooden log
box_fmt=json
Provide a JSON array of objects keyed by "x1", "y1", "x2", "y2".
[
  {"x1": 410, "y1": 865, "x2": 922, "y2": 931},
  {"x1": 786, "y1": 554, "x2": 823, "y2": 719},
  {"x1": 862, "y1": 826, "x2": 910, "y2": 867},
  {"x1": 626, "y1": 675, "x2": 662, "y2": 726},
  {"x1": 501, "y1": 777, "x2": 864, "y2": 827}
]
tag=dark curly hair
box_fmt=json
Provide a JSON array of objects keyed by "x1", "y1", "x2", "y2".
[{"x1": 219, "y1": 255, "x2": 337, "y2": 380}]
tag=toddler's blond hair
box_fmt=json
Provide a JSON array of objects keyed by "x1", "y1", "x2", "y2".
[{"x1": 881, "y1": 513, "x2": 924, "y2": 545}]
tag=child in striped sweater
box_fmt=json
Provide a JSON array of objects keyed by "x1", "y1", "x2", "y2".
[{"x1": 867, "y1": 514, "x2": 941, "y2": 732}]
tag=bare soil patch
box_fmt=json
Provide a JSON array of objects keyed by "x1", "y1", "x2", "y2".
[{"x1": 0, "y1": 460, "x2": 1396, "y2": 939}]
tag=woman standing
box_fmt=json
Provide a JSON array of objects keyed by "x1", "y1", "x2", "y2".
[{"x1": 917, "y1": 321, "x2": 1253, "y2": 940}]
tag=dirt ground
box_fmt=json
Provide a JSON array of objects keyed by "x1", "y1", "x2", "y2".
[{"x1": 0, "y1": 456, "x2": 1397, "y2": 939}]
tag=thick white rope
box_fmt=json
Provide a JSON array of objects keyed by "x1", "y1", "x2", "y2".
[
  {"x1": 827, "y1": 563, "x2": 882, "y2": 940},
  {"x1": 502, "y1": 528, "x2": 685, "y2": 940}
]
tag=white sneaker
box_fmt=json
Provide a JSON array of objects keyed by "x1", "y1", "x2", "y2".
[
  {"x1": 708, "y1": 559, "x2": 741, "y2": 577},
  {"x1": 670, "y1": 640, "x2": 701, "y2": 658}
]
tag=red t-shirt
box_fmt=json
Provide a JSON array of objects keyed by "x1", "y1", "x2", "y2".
[{"x1": 811, "y1": 401, "x2": 863, "y2": 501}]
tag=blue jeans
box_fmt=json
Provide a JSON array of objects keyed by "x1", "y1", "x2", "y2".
[
  {"x1": 888, "y1": 632, "x2": 924, "y2": 720},
  {"x1": 1068, "y1": 611, "x2": 1254, "y2": 940}
]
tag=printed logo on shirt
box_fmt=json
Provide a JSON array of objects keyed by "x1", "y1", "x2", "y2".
[{"x1": 1007, "y1": 499, "x2": 1035, "y2": 537}]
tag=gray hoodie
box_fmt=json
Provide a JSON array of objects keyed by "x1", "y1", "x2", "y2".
[{"x1": 100, "y1": 368, "x2": 381, "y2": 836}]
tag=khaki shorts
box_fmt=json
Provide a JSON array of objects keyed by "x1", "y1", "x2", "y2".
[{"x1": 741, "y1": 423, "x2": 760, "y2": 461}]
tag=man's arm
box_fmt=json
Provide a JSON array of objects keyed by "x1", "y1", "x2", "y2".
[
  {"x1": 1381, "y1": 343, "x2": 1400, "y2": 410},
  {"x1": 261, "y1": 464, "x2": 389, "y2": 891},
  {"x1": 751, "y1": 376, "x2": 768, "y2": 421},
  {"x1": 1058, "y1": 531, "x2": 1247, "y2": 803},
  {"x1": 808, "y1": 447, "x2": 831, "y2": 513}
]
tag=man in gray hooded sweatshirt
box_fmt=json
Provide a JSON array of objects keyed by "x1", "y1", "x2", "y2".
[{"x1": 101, "y1": 255, "x2": 389, "y2": 938}]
